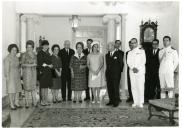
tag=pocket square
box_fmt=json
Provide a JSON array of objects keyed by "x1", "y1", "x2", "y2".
[{"x1": 114, "y1": 57, "x2": 117, "y2": 59}]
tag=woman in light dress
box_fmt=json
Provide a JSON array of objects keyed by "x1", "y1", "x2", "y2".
[
  {"x1": 87, "y1": 42, "x2": 104, "y2": 103},
  {"x1": 4, "y1": 44, "x2": 22, "y2": 110},
  {"x1": 21, "y1": 40, "x2": 37, "y2": 108}
]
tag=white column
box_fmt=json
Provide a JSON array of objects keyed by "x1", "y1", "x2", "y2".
[
  {"x1": 20, "y1": 15, "x2": 26, "y2": 52},
  {"x1": 20, "y1": 14, "x2": 41, "y2": 52},
  {"x1": 121, "y1": 14, "x2": 128, "y2": 99},
  {"x1": 103, "y1": 14, "x2": 121, "y2": 43},
  {"x1": 26, "y1": 17, "x2": 34, "y2": 41},
  {"x1": 116, "y1": 16, "x2": 122, "y2": 40}
]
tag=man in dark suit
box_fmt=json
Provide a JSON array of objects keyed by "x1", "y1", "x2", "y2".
[
  {"x1": 59, "y1": 40, "x2": 75, "y2": 101},
  {"x1": 83, "y1": 39, "x2": 93, "y2": 101},
  {"x1": 144, "y1": 39, "x2": 160, "y2": 102},
  {"x1": 126, "y1": 41, "x2": 134, "y2": 102},
  {"x1": 106, "y1": 42, "x2": 124, "y2": 107},
  {"x1": 114, "y1": 40, "x2": 124, "y2": 102}
]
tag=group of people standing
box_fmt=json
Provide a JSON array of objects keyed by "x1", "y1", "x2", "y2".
[
  {"x1": 4, "y1": 35, "x2": 178, "y2": 110},
  {"x1": 126, "y1": 36, "x2": 178, "y2": 108}
]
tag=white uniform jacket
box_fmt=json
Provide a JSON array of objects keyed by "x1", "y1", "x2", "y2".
[
  {"x1": 159, "y1": 46, "x2": 178, "y2": 74},
  {"x1": 127, "y1": 47, "x2": 146, "y2": 74}
]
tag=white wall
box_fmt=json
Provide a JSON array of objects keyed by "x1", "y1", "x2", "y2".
[
  {"x1": 124, "y1": 3, "x2": 179, "y2": 52},
  {"x1": 41, "y1": 16, "x2": 104, "y2": 49},
  {"x1": 2, "y1": 2, "x2": 17, "y2": 97}
]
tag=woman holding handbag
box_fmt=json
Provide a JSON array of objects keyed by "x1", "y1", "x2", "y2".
[{"x1": 51, "y1": 44, "x2": 62, "y2": 103}]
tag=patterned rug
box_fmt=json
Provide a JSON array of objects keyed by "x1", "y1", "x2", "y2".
[{"x1": 23, "y1": 107, "x2": 175, "y2": 127}]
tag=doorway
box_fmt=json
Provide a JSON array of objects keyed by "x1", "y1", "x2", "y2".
[{"x1": 72, "y1": 26, "x2": 107, "y2": 54}]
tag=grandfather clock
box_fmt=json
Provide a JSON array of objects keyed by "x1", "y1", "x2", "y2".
[{"x1": 140, "y1": 20, "x2": 158, "y2": 50}]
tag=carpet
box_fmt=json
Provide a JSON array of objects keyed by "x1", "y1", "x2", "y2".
[{"x1": 23, "y1": 107, "x2": 176, "y2": 127}]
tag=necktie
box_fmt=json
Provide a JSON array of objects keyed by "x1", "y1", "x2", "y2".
[
  {"x1": 79, "y1": 54, "x2": 81, "y2": 59},
  {"x1": 110, "y1": 52, "x2": 112, "y2": 57},
  {"x1": 153, "y1": 50, "x2": 156, "y2": 55}
]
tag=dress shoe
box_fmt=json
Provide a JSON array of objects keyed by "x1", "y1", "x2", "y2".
[
  {"x1": 132, "y1": 104, "x2": 137, "y2": 108},
  {"x1": 126, "y1": 98, "x2": 133, "y2": 102},
  {"x1": 144, "y1": 100, "x2": 149, "y2": 103},
  {"x1": 106, "y1": 102, "x2": 113, "y2": 106},
  {"x1": 113, "y1": 104, "x2": 119, "y2": 107},
  {"x1": 62, "y1": 99, "x2": 66, "y2": 102},
  {"x1": 79, "y1": 100, "x2": 82, "y2": 103},
  {"x1": 68, "y1": 99, "x2": 72, "y2": 101},
  {"x1": 84, "y1": 98, "x2": 90, "y2": 101},
  {"x1": 73, "y1": 100, "x2": 76, "y2": 103},
  {"x1": 139, "y1": 104, "x2": 143, "y2": 108},
  {"x1": 118, "y1": 99, "x2": 122, "y2": 103}
]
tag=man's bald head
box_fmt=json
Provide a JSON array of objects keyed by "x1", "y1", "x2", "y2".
[
  {"x1": 107, "y1": 42, "x2": 115, "y2": 52},
  {"x1": 64, "y1": 40, "x2": 70, "y2": 49}
]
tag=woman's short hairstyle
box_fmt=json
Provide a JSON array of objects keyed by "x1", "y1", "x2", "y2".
[
  {"x1": 76, "y1": 42, "x2": 84, "y2": 49},
  {"x1": 26, "y1": 40, "x2": 35, "y2": 49},
  {"x1": 8, "y1": 44, "x2": 19, "y2": 53},
  {"x1": 131, "y1": 38, "x2": 138, "y2": 43},
  {"x1": 92, "y1": 43, "x2": 99, "y2": 52},
  {"x1": 42, "y1": 40, "x2": 49, "y2": 46},
  {"x1": 51, "y1": 44, "x2": 60, "y2": 52}
]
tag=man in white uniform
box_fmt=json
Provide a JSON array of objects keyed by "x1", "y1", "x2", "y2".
[
  {"x1": 159, "y1": 36, "x2": 178, "y2": 98},
  {"x1": 127, "y1": 38, "x2": 146, "y2": 108}
]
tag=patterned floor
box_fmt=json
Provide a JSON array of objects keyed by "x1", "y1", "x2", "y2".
[{"x1": 23, "y1": 107, "x2": 174, "y2": 127}]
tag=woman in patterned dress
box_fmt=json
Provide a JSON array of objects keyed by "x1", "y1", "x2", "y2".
[
  {"x1": 51, "y1": 44, "x2": 62, "y2": 103},
  {"x1": 21, "y1": 40, "x2": 37, "y2": 108},
  {"x1": 4, "y1": 44, "x2": 22, "y2": 110},
  {"x1": 70, "y1": 42, "x2": 87, "y2": 103},
  {"x1": 87, "y1": 42, "x2": 104, "y2": 103}
]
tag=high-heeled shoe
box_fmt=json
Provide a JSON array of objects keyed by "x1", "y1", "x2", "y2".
[
  {"x1": 45, "y1": 102, "x2": 51, "y2": 106},
  {"x1": 40, "y1": 102, "x2": 47, "y2": 106},
  {"x1": 25, "y1": 105, "x2": 29, "y2": 109},
  {"x1": 56, "y1": 98, "x2": 62, "y2": 103},
  {"x1": 10, "y1": 106, "x2": 17, "y2": 110},
  {"x1": 32, "y1": 102, "x2": 38, "y2": 107},
  {"x1": 53, "y1": 100, "x2": 57, "y2": 104},
  {"x1": 15, "y1": 104, "x2": 23, "y2": 109}
]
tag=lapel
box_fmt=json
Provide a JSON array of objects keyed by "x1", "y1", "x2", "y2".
[{"x1": 64, "y1": 48, "x2": 69, "y2": 56}]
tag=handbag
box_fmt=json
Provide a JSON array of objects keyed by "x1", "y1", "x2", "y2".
[{"x1": 52, "y1": 69, "x2": 57, "y2": 78}]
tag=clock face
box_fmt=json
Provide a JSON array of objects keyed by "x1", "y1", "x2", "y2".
[{"x1": 144, "y1": 27, "x2": 155, "y2": 42}]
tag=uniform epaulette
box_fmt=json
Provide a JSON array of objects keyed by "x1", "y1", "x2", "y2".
[
  {"x1": 171, "y1": 47, "x2": 176, "y2": 50},
  {"x1": 139, "y1": 47, "x2": 144, "y2": 50}
]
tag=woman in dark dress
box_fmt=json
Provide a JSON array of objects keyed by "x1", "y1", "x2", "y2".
[
  {"x1": 70, "y1": 42, "x2": 87, "y2": 103},
  {"x1": 51, "y1": 44, "x2": 62, "y2": 103},
  {"x1": 37, "y1": 40, "x2": 53, "y2": 106}
]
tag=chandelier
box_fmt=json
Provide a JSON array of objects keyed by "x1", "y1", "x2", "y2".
[{"x1": 69, "y1": 15, "x2": 81, "y2": 32}]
